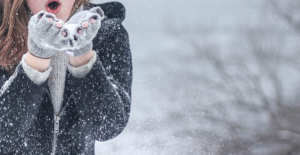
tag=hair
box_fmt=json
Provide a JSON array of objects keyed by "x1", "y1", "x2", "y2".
[{"x1": 0, "y1": 0, "x2": 90, "y2": 75}]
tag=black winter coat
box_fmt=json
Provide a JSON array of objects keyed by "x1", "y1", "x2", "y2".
[{"x1": 0, "y1": 2, "x2": 132, "y2": 155}]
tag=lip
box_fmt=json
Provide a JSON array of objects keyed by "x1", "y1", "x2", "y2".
[{"x1": 46, "y1": 0, "x2": 61, "y2": 14}]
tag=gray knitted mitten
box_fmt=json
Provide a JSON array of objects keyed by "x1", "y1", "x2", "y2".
[
  {"x1": 28, "y1": 11, "x2": 69, "y2": 59},
  {"x1": 63, "y1": 7, "x2": 104, "y2": 57}
]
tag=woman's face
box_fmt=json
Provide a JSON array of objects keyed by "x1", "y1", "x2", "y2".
[{"x1": 26, "y1": 0, "x2": 75, "y2": 22}]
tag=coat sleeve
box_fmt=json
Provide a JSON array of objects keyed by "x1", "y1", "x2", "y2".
[
  {"x1": 0, "y1": 63, "x2": 49, "y2": 152},
  {"x1": 66, "y1": 19, "x2": 132, "y2": 142}
]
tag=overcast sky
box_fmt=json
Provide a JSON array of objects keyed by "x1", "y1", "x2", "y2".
[{"x1": 91, "y1": 0, "x2": 263, "y2": 58}]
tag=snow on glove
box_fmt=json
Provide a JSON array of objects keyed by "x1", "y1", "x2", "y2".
[
  {"x1": 28, "y1": 11, "x2": 70, "y2": 59},
  {"x1": 63, "y1": 7, "x2": 104, "y2": 57}
]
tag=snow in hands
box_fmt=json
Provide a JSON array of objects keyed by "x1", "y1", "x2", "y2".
[
  {"x1": 28, "y1": 7, "x2": 104, "y2": 58},
  {"x1": 64, "y1": 7, "x2": 105, "y2": 57}
]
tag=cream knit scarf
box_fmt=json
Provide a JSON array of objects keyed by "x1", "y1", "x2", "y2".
[{"x1": 48, "y1": 52, "x2": 68, "y2": 115}]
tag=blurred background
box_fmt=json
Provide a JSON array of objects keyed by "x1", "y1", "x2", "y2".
[{"x1": 93, "y1": 0, "x2": 300, "y2": 154}]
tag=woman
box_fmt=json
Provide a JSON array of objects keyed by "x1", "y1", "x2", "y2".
[{"x1": 0, "y1": 0, "x2": 132, "y2": 154}]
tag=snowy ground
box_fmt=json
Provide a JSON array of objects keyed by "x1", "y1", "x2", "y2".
[{"x1": 92, "y1": 0, "x2": 263, "y2": 154}]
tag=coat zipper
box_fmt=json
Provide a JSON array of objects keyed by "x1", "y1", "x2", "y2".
[
  {"x1": 52, "y1": 115, "x2": 60, "y2": 155},
  {"x1": 47, "y1": 89, "x2": 58, "y2": 155},
  {"x1": 47, "y1": 88, "x2": 73, "y2": 155}
]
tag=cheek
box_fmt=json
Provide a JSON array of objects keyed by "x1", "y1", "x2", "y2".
[
  {"x1": 26, "y1": 0, "x2": 46, "y2": 14},
  {"x1": 60, "y1": 0, "x2": 75, "y2": 21},
  {"x1": 64, "y1": 0, "x2": 75, "y2": 13}
]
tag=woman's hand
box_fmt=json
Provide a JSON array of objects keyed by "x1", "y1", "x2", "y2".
[
  {"x1": 63, "y1": 7, "x2": 104, "y2": 57},
  {"x1": 68, "y1": 50, "x2": 94, "y2": 67},
  {"x1": 27, "y1": 11, "x2": 68, "y2": 59},
  {"x1": 25, "y1": 52, "x2": 52, "y2": 72},
  {"x1": 26, "y1": 11, "x2": 67, "y2": 71},
  {"x1": 25, "y1": 7, "x2": 104, "y2": 70}
]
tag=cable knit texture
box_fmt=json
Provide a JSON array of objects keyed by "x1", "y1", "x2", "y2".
[
  {"x1": 67, "y1": 50, "x2": 98, "y2": 78},
  {"x1": 47, "y1": 52, "x2": 68, "y2": 115},
  {"x1": 21, "y1": 53, "x2": 52, "y2": 85}
]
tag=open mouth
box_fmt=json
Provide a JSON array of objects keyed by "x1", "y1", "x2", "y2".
[
  {"x1": 48, "y1": 1, "x2": 60, "y2": 10},
  {"x1": 46, "y1": 0, "x2": 61, "y2": 14}
]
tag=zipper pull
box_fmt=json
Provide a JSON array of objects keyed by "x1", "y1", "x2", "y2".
[{"x1": 54, "y1": 115, "x2": 60, "y2": 134}]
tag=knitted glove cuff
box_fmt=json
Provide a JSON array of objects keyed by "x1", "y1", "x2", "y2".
[
  {"x1": 21, "y1": 53, "x2": 53, "y2": 85},
  {"x1": 28, "y1": 39, "x2": 56, "y2": 59},
  {"x1": 67, "y1": 50, "x2": 97, "y2": 78},
  {"x1": 66, "y1": 43, "x2": 93, "y2": 57}
]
